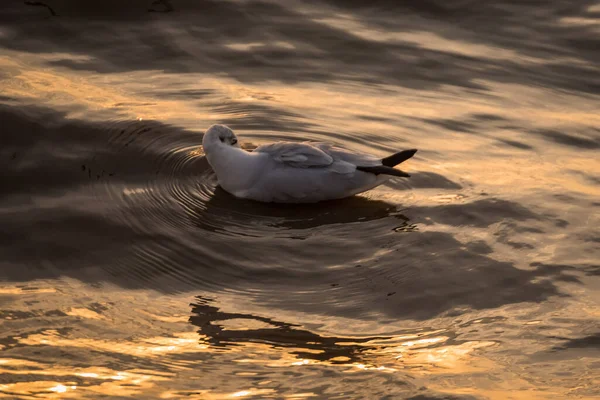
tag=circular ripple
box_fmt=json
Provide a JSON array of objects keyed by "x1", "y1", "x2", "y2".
[{"x1": 83, "y1": 119, "x2": 413, "y2": 299}]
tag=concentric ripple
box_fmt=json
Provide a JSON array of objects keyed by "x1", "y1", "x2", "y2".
[{"x1": 82, "y1": 119, "x2": 414, "y2": 299}]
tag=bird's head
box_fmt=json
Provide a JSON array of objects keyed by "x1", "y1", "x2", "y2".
[{"x1": 203, "y1": 124, "x2": 239, "y2": 150}]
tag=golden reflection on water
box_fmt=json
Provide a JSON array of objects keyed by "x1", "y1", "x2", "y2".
[
  {"x1": 1, "y1": 278, "x2": 598, "y2": 399},
  {"x1": 1, "y1": 14, "x2": 599, "y2": 398},
  {"x1": 2, "y1": 48, "x2": 599, "y2": 209},
  {"x1": 2, "y1": 48, "x2": 599, "y2": 127}
]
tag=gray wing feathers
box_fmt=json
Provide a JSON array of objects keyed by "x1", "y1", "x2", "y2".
[
  {"x1": 254, "y1": 141, "x2": 381, "y2": 176},
  {"x1": 247, "y1": 141, "x2": 389, "y2": 202},
  {"x1": 255, "y1": 142, "x2": 333, "y2": 167},
  {"x1": 310, "y1": 142, "x2": 380, "y2": 167}
]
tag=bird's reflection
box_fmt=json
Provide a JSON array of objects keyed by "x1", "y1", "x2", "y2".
[{"x1": 189, "y1": 296, "x2": 390, "y2": 364}]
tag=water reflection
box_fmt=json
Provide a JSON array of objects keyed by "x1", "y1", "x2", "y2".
[
  {"x1": 195, "y1": 186, "x2": 408, "y2": 233},
  {"x1": 187, "y1": 295, "x2": 506, "y2": 397},
  {"x1": 3, "y1": 0, "x2": 600, "y2": 95},
  {"x1": 189, "y1": 296, "x2": 390, "y2": 364},
  {"x1": 1, "y1": 0, "x2": 600, "y2": 398},
  {"x1": 0, "y1": 100, "x2": 583, "y2": 319}
]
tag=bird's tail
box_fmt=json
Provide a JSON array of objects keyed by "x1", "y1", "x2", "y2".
[{"x1": 356, "y1": 149, "x2": 417, "y2": 178}]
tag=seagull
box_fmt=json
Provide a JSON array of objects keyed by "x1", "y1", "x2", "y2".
[{"x1": 202, "y1": 124, "x2": 417, "y2": 203}]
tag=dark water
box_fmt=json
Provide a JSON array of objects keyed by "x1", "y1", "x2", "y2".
[{"x1": 1, "y1": 1, "x2": 599, "y2": 398}]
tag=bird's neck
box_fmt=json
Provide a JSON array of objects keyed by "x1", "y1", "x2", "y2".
[{"x1": 206, "y1": 145, "x2": 262, "y2": 192}]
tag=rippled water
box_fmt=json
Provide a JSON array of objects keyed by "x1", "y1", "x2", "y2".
[{"x1": 1, "y1": 1, "x2": 599, "y2": 399}]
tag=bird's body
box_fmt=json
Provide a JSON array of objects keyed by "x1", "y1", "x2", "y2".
[{"x1": 202, "y1": 124, "x2": 417, "y2": 203}]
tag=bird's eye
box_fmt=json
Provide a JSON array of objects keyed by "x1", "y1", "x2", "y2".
[
  {"x1": 231, "y1": 138, "x2": 238, "y2": 145},
  {"x1": 219, "y1": 137, "x2": 224, "y2": 142}
]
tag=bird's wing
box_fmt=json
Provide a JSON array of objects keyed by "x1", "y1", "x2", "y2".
[
  {"x1": 254, "y1": 142, "x2": 334, "y2": 168},
  {"x1": 309, "y1": 142, "x2": 381, "y2": 167}
]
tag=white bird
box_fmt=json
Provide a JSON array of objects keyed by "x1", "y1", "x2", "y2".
[{"x1": 202, "y1": 124, "x2": 417, "y2": 203}]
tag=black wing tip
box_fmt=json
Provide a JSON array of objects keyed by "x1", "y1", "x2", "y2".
[
  {"x1": 402, "y1": 149, "x2": 418, "y2": 158},
  {"x1": 381, "y1": 149, "x2": 418, "y2": 167}
]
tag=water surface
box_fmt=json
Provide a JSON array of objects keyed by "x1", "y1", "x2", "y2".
[{"x1": 1, "y1": 1, "x2": 599, "y2": 398}]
